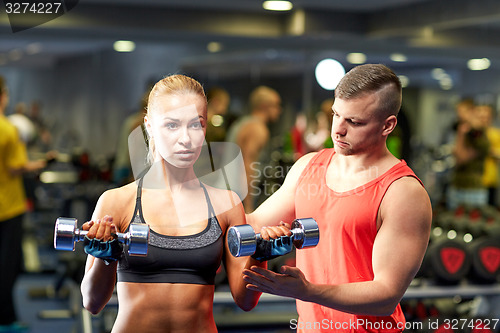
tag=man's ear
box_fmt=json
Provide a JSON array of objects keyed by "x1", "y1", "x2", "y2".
[{"x1": 382, "y1": 115, "x2": 398, "y2": 137}]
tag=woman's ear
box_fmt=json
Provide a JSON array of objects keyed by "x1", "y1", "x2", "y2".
[
  {"x1": 382, "y1": 115, "x2": 397, "y2": 137},
  {"x1": 143, "y1": 115, "x2": 152, "y2": 138}
]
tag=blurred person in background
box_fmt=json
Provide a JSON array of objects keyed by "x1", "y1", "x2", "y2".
[
  {"x1": 0, "y1": 76, "x2": 47, "y2": 332},
  {"x1": 226, "y1": 86, "x2": 282, "y2": 212},
  {"x1": 205, "y1": 87, "x2": 230, "y2": 144},
  {"x1": 447, "y1": 99, "x2": 490, "y2": 210},
  {"x1": 477, "y1": 104, "x2": 500, "y2": 206},
  {"x1": 304, "y1": 98, "x2": 335, "y2": 152},
  {"x1": 112, "y1": 91, "x2": 149, "y2": 186}
]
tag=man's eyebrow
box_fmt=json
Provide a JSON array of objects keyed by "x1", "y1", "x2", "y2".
[{"x1": 331, "y1": 108, "x2": 364, "y2": 121}]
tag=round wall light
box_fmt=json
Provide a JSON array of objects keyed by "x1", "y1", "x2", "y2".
[{"x1": 315, "y1": 58, "x2": 345, "y2": 90}]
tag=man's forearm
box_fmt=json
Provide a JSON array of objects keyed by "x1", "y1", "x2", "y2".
[{"x1": 303, "y1": 280, "x2": 403, "y2": 317}]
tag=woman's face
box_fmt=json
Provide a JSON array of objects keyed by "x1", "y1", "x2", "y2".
[{"x1": 146, "y1": 93, "x2": 207, "y2": 168}]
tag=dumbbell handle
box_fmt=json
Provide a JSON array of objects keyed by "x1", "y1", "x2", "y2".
[
  {"x1": 255, "y1": 226, "x2": 306, "y2": 241},
  {"x1": 71, "y1": 229, "x2": 131, "y2": 244}
]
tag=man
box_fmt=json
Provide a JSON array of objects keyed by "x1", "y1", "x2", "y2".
[
  {"x1": 243, "y1": 64, "x2": 432, "y2": 332},
  {"x1": 226, "y1": 86, "x2": 282, "y2": 212}
]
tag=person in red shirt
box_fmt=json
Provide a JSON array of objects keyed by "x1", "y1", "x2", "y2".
[{"x1": 244, "y1": 64, "x2": 432, "y2": 332}]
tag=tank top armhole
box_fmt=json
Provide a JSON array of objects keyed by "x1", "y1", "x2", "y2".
[{"x1": 296, "y1": 149, "x2": 333, "y2": 188}]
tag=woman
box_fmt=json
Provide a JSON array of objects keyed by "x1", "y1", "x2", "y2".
[{"x1": 80, "y1": 75, "x2": 269, "y2": 332}]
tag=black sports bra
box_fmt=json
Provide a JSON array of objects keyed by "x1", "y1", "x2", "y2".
[{"x1": 117, "y1": 178, "x2": 224, "y2": 285}]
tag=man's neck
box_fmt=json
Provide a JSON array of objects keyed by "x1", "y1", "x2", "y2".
[
  {"x1": 251, "y1": 111, "x2": 267, "y2": 123},
  {"x1": 333, "y1": 148, "x2": 397, "y2": 176}
]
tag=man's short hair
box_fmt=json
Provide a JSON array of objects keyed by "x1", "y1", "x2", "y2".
[{"x1": 335, "y1": 64, "x2": 402, "y2": 117}]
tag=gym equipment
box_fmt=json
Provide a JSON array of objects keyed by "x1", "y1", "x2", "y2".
[
  {"x1": 439, "y1": 207, "x2": 500, "y2": 284},
  {"x1": 421, "y1": 206, "x2": 500, "y2": 285},
  {"x1": 419, "y1": 226, "x2": 472, "y2": 284},
  {"x1": 227, "y1": 218, "x2": 319, "y2": 257},
  {"x1": 467, "y1": 235, "x2": 500, "y2": 284},
  {"x1": 54, "y1": 217, "x2": 149, "y2": 256}
]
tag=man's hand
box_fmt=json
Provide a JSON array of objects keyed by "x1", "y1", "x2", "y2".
[
  {"x1": 250, "y1": 221, "x2": 293, "y2": 261},
  {"x1": 242, "y1": 265, "x2": 310, "y2": 300},
  {"x1": 259, "y1": 221, "x2": 292, "y2": 240}
]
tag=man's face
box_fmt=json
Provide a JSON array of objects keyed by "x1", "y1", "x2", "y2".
[{"x1": 330, "y1": 94, "x2": 387, "y2": 156}]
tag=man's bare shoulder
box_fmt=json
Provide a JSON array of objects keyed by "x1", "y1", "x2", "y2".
[
  {"x1": 390, "y1": 175, "x2": 426, "y2": 194},
  {"x1": 383, "y1": 175, "x2": 431, "y2": 216}
]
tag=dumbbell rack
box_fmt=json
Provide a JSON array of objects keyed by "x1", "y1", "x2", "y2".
[{"x1": 404, "y1": 205, "x2": 500, "y2": 331}]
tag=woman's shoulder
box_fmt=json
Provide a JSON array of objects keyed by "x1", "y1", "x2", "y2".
[
  {"x1": 201, "y1": 184, "x2": 244, "y2": 222},
  {"x1": 202, "y1": 184, "x2": 241, "y2": 206},
  {"x1": 94, "y1": 182, "x2": 137, "y2": 219},
  {"x1": 101, "y1": 182, "x2": 137, "y2": 201}
]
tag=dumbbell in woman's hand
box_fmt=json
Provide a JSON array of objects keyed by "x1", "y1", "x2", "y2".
[{"x1": 54, "y1": 217, "x2": 149, "y2": 256}]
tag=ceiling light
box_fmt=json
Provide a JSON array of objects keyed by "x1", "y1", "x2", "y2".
[
  {"x1": 26, "y1": 42, "x2": 42, "y2": 55},
  {"x1": 207, "y1": 42, "x2": 222, "y2": 53},
  {"x1": 315, "y1": 58, "x2": 345, "y2": 91},
  {"x1": 467, "y1": 58, "x2": 490, "y2": 71},
  {"x1": 390, "y1": 53, "x2": 407, "y2": 62},
  {"x1": 262, "y1": 1, "x2": 293, "y2": 11},
  {"x1": 431, "y1": 68, "x2": 446, "y2": 80},
  {"x1": 346, "y1": 53, "x2": 366, "y2": 64},
  {"x1": 114, "y1": 40, "x2": 136, "y2": 52},
  {"x1": 439, "y1": 75, "x2": 453, "y2": 90}
]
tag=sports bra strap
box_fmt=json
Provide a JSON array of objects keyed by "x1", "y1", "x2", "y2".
[
  {"x1": 132, "y1": 177, "x2": 214, "y2": 221},
  {"x1": 131, "y1": 177, "x2": 144, "y2": 220},
  {"x1": 199, "y1": 182, "x2": 216, "y2": 219}
]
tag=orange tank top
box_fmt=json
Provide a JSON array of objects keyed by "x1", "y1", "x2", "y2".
[{"x1": 294, "y1": 149, "x2": 422, "y2": 333}]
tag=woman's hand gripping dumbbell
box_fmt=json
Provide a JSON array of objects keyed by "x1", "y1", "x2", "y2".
[
  {"x1": 54, "y1": 215, "x2": 149, "y2": 264},
  {"x1": 227, "y1": 218, "x2": 320, "y2": 261}
]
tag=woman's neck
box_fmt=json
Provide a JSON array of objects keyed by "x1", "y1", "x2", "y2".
[{"x1": 143, "y1": 160, "x2": 199, "y2": 192}]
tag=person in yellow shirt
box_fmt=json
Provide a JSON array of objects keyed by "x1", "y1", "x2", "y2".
[
  {"x1": 0, "y1": 76, "x2": 46, "y2": 331},
  {"x1": 478, "y1": 104, "x2": 500, "y2": 206}
]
